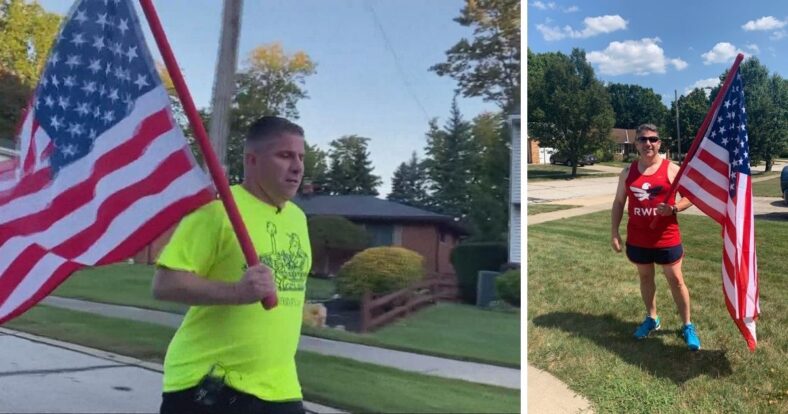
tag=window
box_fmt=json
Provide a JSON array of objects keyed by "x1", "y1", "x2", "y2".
[{"x1": 365, "y1": 223, "x2": 394, "y2": 247}]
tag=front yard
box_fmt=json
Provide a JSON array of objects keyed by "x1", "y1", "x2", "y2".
[
  {"x1": 528, "y1": 210, "x2": 787, "y2": 413},
  {"x1": 52, "y1": 264, "x2": 520, "y2": 367}
]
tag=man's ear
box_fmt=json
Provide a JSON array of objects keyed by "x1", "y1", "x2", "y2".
[{"x1": 244, "y1": 151, "x2": 256, "y2": 166}]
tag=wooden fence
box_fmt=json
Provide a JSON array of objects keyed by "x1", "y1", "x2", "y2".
[{"x1": 359, "y1": 274, "x2": 459, "y2": 332}]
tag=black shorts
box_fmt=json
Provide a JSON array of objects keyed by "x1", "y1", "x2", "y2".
[
  {"x1": 626, "y1": 244, "x2": 684, "y2": 265},
  {"x1": 160, "y1": 386, "x2": 304, "y2": 414}
]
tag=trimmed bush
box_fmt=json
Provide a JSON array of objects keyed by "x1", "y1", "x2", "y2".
[
  {"x1": 495, "y1": 270, "x2": 520, "y2": 307},
  {"x1": 336, "y1": 247, "x2": 424, "y2": 300},
  {"x1": 450, "y1": 242, "x2": 508, "y2": 303}
]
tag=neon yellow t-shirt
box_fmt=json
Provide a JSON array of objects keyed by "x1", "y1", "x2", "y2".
[{"x1": 157, "y1": 185, "x2": 311, "y2": 401}]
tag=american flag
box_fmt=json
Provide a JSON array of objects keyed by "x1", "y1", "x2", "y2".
[
  {"x1": 675, "y1": 62, "x2": 759, "y2": 351},
  {"x1": 0, "y1": 0, "x2": 214, "y2": 323}
]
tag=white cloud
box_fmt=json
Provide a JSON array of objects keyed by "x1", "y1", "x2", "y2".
[
  {"x1": 537, "y1": 15, "x2": 628, "y2": 41},
  {"x1": 671, "y1": 58, "x2": 688, "y2": 71},
  {"x1": 683, "y1": 78, "x2": 721, "y2": 96},
  {"x1": 742, "y1": 16, "x2": 786, "y2": 31},
  {"x1": 586, "y1": 38, "x2": 686, "y2": 75},
  {"x1": 532, "y1": 1, "x2": 557, "y2": 10},
  {"x1": 701, "y1": 42, "x2": 744, "y2": 64},
  {"x1": 746, "y1": 43, "x2": 760, "y2": 54},
  {"x1": 564, "y1": 5, "x2": 579, "y2": 13},
  {"x1": 770, "y1": 30, "x2": 786, "y2": 40}
]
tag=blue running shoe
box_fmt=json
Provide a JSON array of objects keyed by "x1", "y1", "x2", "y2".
[
  {"x1": 683, "y1": 323, "x2": 701, "y2": 351},
  {"x1": 634, "y1": 316, "x2": 661, "y2": 339}
]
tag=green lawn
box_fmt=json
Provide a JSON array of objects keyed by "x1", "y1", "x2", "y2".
[
  {"x1": 528, "y1": 164, "x2": 617, "y2": 181},
  {"x1": 598, "y1": 161, "x2": 630, "y2": 168},
  {"x1": 53, "y1": 263, "x2": 187, "y2": 313},
  {"x1": 305, "y1": 303, "x2": 520, "y2": 367},
  {"x1": 528, "y1": 203, "x2": 581, "y2": 216},
  {"x1": 6, "y1": 305, "x2": 520, "y2": 413},
  {"x1": 54, "y1": 264, "x2": 335, "y2": 311},
  {"x1": 752, "y1": 176, "x2": 782, "y2": 198},
  {"x1": 55, "y1": 265, "x2": 520, "y2": 367},
  {"x1": 528, "y1": 211, "x2": 787, "y2": 413}
]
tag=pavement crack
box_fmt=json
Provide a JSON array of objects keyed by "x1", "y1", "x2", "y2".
[{"x1": 0, "y1": 364, "x2": 123, "y2": 378}]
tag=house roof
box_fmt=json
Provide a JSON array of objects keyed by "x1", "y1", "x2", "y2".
[
  {"x1": 292, "y1": 195, "x2": 469, "y2": 235},
  {"x1": 609, "y1": 128, "x2": 637, "y2": 145}
]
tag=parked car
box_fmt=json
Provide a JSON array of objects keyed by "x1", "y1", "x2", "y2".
[
  {"x1": 781, "y1": 166, "x2": 788, "y2": 205},
  {"x1": 550, "y1": 152, "x2": 596, "y2": 166}
]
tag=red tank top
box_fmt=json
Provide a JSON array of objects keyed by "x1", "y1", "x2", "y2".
[{"x1": 625, "y1": 159, "x2": 681, "y2": 248}]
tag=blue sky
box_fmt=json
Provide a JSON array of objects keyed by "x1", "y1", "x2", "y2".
[
  {"x1": 37, "y1": 0, "x2": 499, "y2": 195},
  {"x1": 527, "y1": 1, "x2": 787, "y2": 105}
]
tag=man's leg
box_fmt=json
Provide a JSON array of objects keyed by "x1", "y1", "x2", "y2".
[
  {"x1": 661, "y1": 258, "x2": 691, "y2": 325},
  {"x1": 636, "y1": 263, "x2": 657, "y2": 318}
]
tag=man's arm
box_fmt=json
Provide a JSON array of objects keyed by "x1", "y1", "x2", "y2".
[
  {"x1": 152, "y1": 264, "x2": 275, "y2": 306},
  {"x1": 656, "y1": 162, "x2": 694, "y2": 216},
  {"x1": 611, "y1": 166, "x2": 628, "y2": 252}
]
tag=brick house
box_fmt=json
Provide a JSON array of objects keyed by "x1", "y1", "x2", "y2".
[{"x1": 292, "y1": 194, "x2": 469, "y2": 277}]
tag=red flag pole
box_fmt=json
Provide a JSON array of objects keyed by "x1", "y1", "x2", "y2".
[
  {"x1": 138, "y1": 0, "x2": 277, "y2": 309},
  {"x1": 650, "y1": 53, "x2": 745, "y2": 229}
]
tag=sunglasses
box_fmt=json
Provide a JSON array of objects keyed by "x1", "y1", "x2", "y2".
[{"x1": 637, "y1": 136, "x2": 660, "y2": 143}]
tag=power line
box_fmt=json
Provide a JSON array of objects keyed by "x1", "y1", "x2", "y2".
[{"x1": 364, "y1": 1, "x2": 431, "y2": 123}]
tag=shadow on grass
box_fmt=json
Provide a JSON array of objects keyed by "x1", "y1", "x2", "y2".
[{"x1": 532, "y1": 312, "x2": 732, "y2": 384}]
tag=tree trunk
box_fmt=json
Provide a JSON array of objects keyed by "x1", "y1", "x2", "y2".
[{"x1": 765, "y1": 158, "x2": 773, "y2": 172}]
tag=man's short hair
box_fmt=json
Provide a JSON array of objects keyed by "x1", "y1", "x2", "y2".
[
  {"x1": 636, "y1": 123, "x2": 659, "y2": 136},
  {"x1": 245, "y1": 116, "x2": 304, "y2": 149}
]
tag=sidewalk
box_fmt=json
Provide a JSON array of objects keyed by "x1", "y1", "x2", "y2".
[
  {"x1": 0, "y1": 328, "x2": 341, "y2": 414},
  {"x1": 41, "y1": 296, "x2": 520, "y2": 390}
]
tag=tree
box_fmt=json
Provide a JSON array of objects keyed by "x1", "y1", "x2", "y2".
[
  {"x1": 528, "y1": 48, "x2": 615, "y2": 177},
  {"x1": 0, "y1": 0, "x2": 61, "y2": 137},
  {"x1": 325, "y1": 135, "x2": 381, "y2": 195},
  {"x1": 431, "y1": 0, "x2": 520, "y2": 113},
  {"x1": 467, "y1": 112, "x2": 509, "y2": 241},
  {"x1": 606, "y1": 83, "x2": 668, "y2": 131},
  {"x1": 667, "y1": 88, "x2": 710, "y2": 158},
  {"x1": 711, "y1": 58, "x2": 788, "y2": 171},
  {"x1": 388, "y1": 152, "x2": 429, "y2": 208},
  {"x1": 308, "y1": 215, "x2": 368, "y2": 276},
  {"x1": 424, "y1": 98, "x2": 477, "y2": 218},
  {"x1": 223, "y1": 44, "x2": 316, "y2": 183},
  {"x1": 303, "y1": 142, "x2": 329, "y2": 193}
]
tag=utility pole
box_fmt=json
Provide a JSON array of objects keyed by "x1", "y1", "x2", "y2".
[
  {"x1": 675, "y1": 89, "x2": 681, "y2": 162},
  {"x1": 209, "y1": 0, "x2": 244, "y2": 174}
]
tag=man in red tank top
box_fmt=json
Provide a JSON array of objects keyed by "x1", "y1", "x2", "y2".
[{"x1": 611, "y1": 124, "x2": 701, "y2": 351}]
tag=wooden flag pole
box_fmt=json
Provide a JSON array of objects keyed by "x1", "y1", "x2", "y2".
[{"x1": 139, "y1": 0, "x2": 277, "y2": 309}]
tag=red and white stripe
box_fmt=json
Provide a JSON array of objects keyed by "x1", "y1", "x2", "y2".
[
  {"x1": 0, "y1": 86, "x2": 214, "y2": 323},
  {"x1": 676, "y1": 106, "x2": 759, "y2": 351}
]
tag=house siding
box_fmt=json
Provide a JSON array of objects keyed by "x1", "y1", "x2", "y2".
[
  {"x1": 400, "y1": 224, "x2": 457, "y2": 275},
  {"x1": 509, "y1": 115, "x2": 521, "y2": 265}
]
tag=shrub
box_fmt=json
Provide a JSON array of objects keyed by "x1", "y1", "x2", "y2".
[
  {"x1": 450, "y1": 242, "x2": 508, "y2": 303},
  {"x1": 495, "y1": 270, "x2": 520, "y2": 307},
  {"x1": 336, "y1": 247, "x2": 424, "y2": 300}
]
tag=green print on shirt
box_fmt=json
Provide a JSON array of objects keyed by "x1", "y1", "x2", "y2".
[{"x1": 257, "y1": 221, "x2": 308, "y2": 292}]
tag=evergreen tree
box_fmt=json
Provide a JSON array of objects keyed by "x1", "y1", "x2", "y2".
[
  {"x1": 388, "y1": 152, "x2": 428, "y2": 208},
  {"x1": 326, "y1": 135, "x2": 381, "y2": 195}
]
